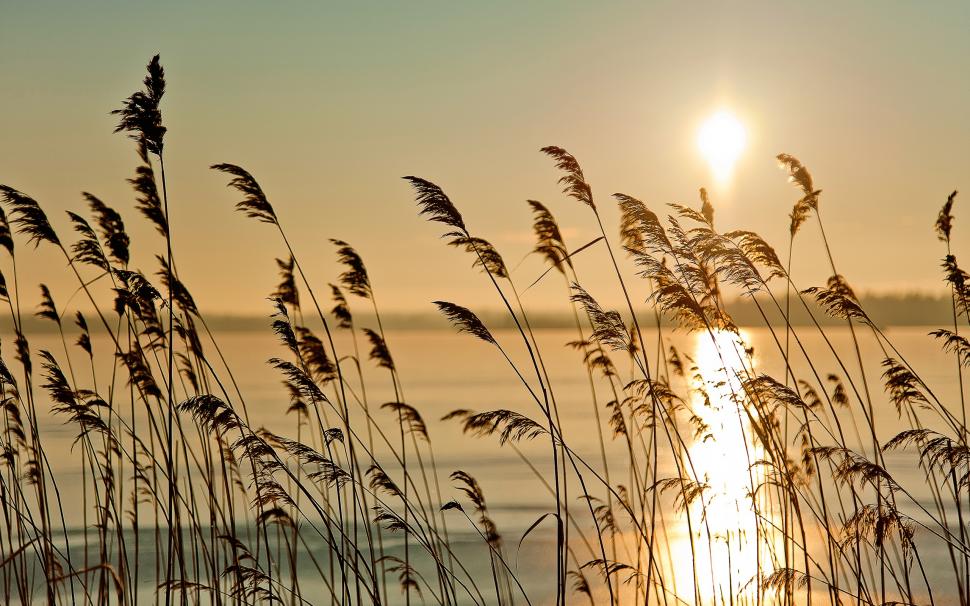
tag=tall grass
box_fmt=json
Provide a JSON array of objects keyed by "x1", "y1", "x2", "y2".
[{"x1": 1, "y1": 55, "x2": 968, "y2": 606}]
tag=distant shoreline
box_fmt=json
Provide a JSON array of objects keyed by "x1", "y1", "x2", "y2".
[{"x1": 3, "y1": 293, "x2": 964, "y2": 333}]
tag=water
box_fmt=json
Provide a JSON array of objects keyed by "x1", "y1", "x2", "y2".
[{"x1": 3, "y1": 324, "x2": 966, "y2": 604}]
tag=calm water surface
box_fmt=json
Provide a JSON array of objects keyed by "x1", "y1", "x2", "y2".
[{"x1": 10, "y1": 325, "x2": 967, "y2": 604}]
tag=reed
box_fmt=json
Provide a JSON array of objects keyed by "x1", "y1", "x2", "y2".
[{"x1": 0, "y1": 55, "x2": 967, "y2": 606}]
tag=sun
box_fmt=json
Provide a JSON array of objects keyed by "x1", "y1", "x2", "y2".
[{"x1": 697, "y1": 110, "x2": 747, "y2": 184}]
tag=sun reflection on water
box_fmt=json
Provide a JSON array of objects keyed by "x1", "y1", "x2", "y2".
[{"x1": 668, "y1": 329, "x2": 781, "y2": 605}]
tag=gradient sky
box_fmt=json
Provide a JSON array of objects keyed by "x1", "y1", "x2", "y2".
[{"x1": 2, "y1": 1, "x2": 969, "y2": 315}]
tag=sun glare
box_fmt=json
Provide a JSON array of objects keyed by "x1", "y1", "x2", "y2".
[
  {"x1": 697, "y1": 110, "x2": 747, "y2": 184},
  {"x1": 667, "y1": 328, "x2": 780, "y2": 604}
]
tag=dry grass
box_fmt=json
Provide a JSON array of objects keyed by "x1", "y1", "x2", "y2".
[{"x1": 0, "y1": 55, "x2": 968, "y2": 606}]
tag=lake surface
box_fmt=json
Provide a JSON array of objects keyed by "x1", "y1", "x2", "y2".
[{"x1": 6, "y1": 325, "x2": 968, "y2": 604}]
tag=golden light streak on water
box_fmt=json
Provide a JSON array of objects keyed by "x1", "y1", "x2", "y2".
[{"x1": 668, "y1": 329, "x2": 784, "y2": 605}]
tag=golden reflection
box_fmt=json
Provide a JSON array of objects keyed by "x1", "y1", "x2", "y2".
[{"x1": 668, "y1": 329, "x2": 780, "y2": 605}]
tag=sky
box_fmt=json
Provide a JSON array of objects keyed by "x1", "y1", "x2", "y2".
[{"x1": 2, "y1": 1, "x2": 970, "y2": 315}]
